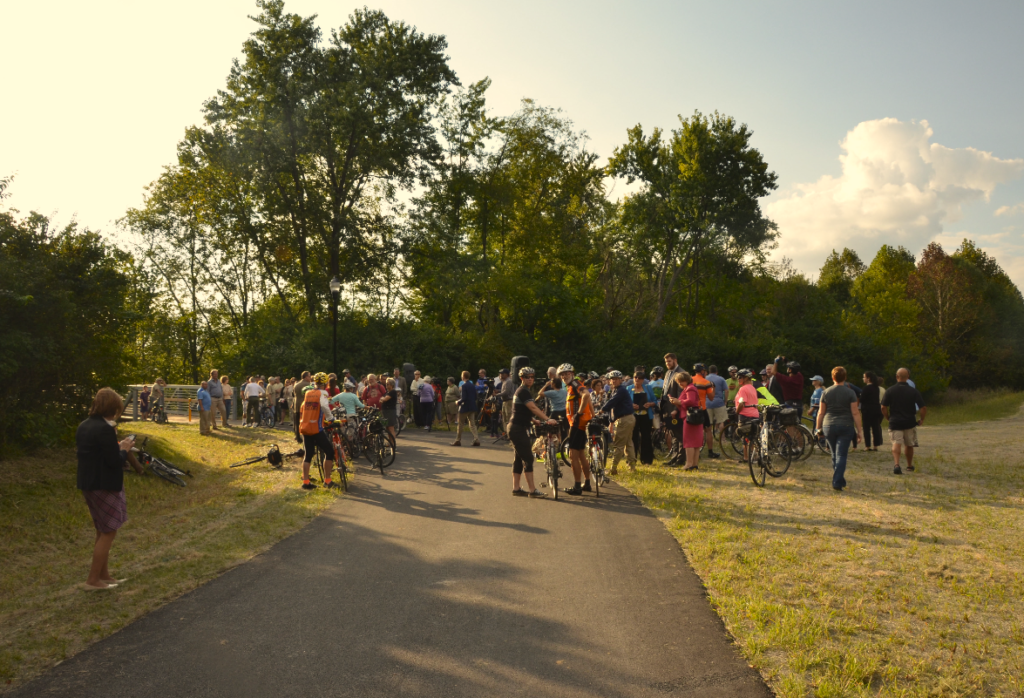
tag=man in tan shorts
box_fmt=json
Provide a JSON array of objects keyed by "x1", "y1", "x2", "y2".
[{"x1": 880, "y1": 368, "x2": 927, "y2": 475}]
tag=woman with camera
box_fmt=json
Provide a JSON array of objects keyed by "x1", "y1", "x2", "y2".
[{"x1": 77, "y1": 388, "x2": 135, "y2": 590}]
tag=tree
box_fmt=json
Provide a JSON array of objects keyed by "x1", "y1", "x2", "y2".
[
  {"x1": 203, "y1": 0, "x2": 457, "y2": 320},
  {"x1": 818, "y1": 248, "x2": 865, "y2": 304},
  {"x1": 908, "y1": 242, "x2": 980, "y2": 374},
  {"x1": 607, "y1": 111, "x2": 778, "y2": 326}
]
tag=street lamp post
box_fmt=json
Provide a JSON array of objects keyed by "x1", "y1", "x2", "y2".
[{"x1": 329, "y1": 277, "x2": 341, "y2": 377}]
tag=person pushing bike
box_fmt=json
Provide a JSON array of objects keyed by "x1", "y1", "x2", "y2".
[
  {"x1": 508, "y1": 367, "x2": 557, "y2": 498},
  {"x1": 561, "y1": 363, "x2": 594, "y2": 495}
]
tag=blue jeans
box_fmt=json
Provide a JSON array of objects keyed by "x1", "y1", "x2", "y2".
[{"x1": 824, "y1": 424, "x2": 855, "y2": 489}]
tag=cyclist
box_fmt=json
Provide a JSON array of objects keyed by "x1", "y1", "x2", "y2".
[
  {"x1": 773, "y1": 356, "x2": 805, "y2": 441},
  {"x1": 330, "y1": 383, "x2": 364, "y2": 415},
  {"x1": 538, "y1": 369, "x2": 568, "y2": 437},
  {"x1": 561, "y1": 364, "x2": 594, "y2": 495},
  {"x1": 725, "y1": 366, "x2": 739, "y2": 407},
  {"x1": 706, "y1": 365, "x2": 729, "y2": 459},
  {"x1": 734, "y1": 369, "x2": 760, "y2": 461},
  {"x1": 508, "y1": 367, "x2": 556, "y2": 498},
  {"x1": 298, "y1": 372, "x2": 340, "y2": 490}
]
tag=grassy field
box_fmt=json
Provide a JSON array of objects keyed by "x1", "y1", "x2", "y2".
[
  {"x1": 925, "y1": 388, "x2": 1024, "y2": 426},
  {"x1": 0, "y1": 421, "x2": 343, "y2": 693},
  {"x1": 620, "y1": 397, "x2": 1024, "y2": 697}
]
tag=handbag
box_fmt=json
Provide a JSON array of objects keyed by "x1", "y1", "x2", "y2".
[{"x1": 685, "y1": 406, "x2": 703, "y2": 425}]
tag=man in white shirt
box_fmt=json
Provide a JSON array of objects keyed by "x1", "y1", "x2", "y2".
[
  {"x1": 243, "y1": 376, "x2": 265, "y2": 427},
  {"x1": 410, "y1": 370, "x2": 423, "y2": 427}
]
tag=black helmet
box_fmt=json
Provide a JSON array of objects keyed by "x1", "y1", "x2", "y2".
[
  {"x1": 693, "y1": 363, "x2": 706, "y2": 373},
  {"x1": 651, "y1": 366, "x2": 665, "y2": 376},
  {"x1": 786, "y1": 361, "x2": 801, "y2": 372}
]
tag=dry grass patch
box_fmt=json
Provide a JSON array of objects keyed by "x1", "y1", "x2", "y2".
[
  {"x1": 0, "y1": 422, "x2": 343, "y2": 693},
  {"x1": 620, "y1": 407, "x2": 1024, "y2": 697}
]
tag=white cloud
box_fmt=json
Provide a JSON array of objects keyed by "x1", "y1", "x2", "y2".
[
  {"x1": 766, "y1": 118, "x2": 1024, "y2": 278},
  {"x1": 995, "y1": 203, "x2": 1024, "y2": 217}
]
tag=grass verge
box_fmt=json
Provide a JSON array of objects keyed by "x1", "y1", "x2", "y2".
[
  {"x1": 0, "y1": 422, "x2": 341, "y2": 693},
  {"x1": 925, "y1": 389, "x2": 1024, "y2": 426},
  {"x1": 620, "y1": 412, "x2": 1024, "y2": 697}
]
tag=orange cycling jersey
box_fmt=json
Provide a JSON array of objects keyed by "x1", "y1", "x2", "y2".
[
  {"x1": 566, "y1": 382, "x2": 593, "y2": 429},
  {"x1": 693, "y1": 376, "x2": 715, "y2": 410}
]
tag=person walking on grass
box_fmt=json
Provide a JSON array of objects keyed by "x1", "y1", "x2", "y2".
[
  {"x1": 815, "y1": 366, "x2": 864, "y2": 491},
  {"x1": 860, "y1": 371, "x2": 884, "y2": 451},
  {"x1": 601, "y1": 370, "x2": 636, "y2": 475},
  {"x1": 196, "y1": 381, "x2": 212, "y2": 436},
  {"x1": 77, "y1": 388, "x2": 135, "y2": 591},
  {"x1": 452, "y1": 370, "x2": 481, "y2": 447},
  {"x1": 881, "y1": 368, "x2": 927, "y2": 474}
]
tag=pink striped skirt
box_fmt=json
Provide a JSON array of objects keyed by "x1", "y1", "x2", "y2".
[{"x1": 83, "y1": 489, "x2": 128, "y2": 533}]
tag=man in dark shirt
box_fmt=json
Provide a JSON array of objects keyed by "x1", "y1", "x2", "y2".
[
  {"x1": 772, "y1": 357, "x2": 805, "y2": 407},
  {"x1": 452, "y1": 370, "x2": 480, "y2": 447},
  {"x1": 881, "y1": 367, "x2": 927, "y2": 474},
  {"x1": 601, "y1": 370, "x2": 636, "y2": 475},
  {"x1": 765, "y1": 363, "x2": 786, "y2": 405}
]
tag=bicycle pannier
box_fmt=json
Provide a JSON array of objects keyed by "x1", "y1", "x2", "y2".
[{"x1": 779, "y1": 407, "x2": 799, "y2": 426}]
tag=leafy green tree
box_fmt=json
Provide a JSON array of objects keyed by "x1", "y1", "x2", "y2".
[
  {"x1": 818, "y1": 248, "x2": 865, "y2": 304},
  {"x1": 607, "y1": 111, "x2": 778, "y2": 326}
]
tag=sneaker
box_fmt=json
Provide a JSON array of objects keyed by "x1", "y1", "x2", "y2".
[
  {"x1": 528, "y1": 489, "x2": 547, "y2": 499},
  {"x1": 451, "y1": 441, "x2": 462, "y2": 447},
  {"x1": 325, "y1": 481, "x2": 340, "y2": 490},
  {"x1": 563, "y1": 484, "x2": 583, "y2": 495},
  {"x1": 581, "y1": 480, "x2": 592, "y2": 492},
  {"x1": 708, "y1": 451, "x2": 721, "y2": 459},
  {"x1": 512, "y1": 488, "x2": 529, "y2": 497},
  {"x1": 893, "y1": 465, "x2": 903, "y2": 475},
  {"x1": 301, "y1": 482, "x2": 317, "y2": 490}
]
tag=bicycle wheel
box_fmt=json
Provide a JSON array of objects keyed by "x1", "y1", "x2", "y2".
[
  {"x1": 151, "y1": 462, "x2": 186, "y2": 487},
  {"x1": 765, "y1": 431, "x2": 793, "y2": 477},
  {"x1": 380, "y1": 432, "x2": 396, "y2": 468},
  {"x1": 396, "y1": 413, "x2": 406, "y2": 436},
  {"x1": 793, "y1": 424, "x2": 815, "y2": 461},
  {"x1": 314, "y1": 450, "x2": 325, "y2": 483},
  {"x1": 722, "y1": 422, "x2": 744, "y2": 460},
  {"x1": 363, "y1": 431, "x2": 377, "y2": 463},
  {"x1": 559, "y1": 437, "x2": 572, "y2": 464},
  {"x1": 590, "y1": 443, "x2": 604, "y2": 496},
  {"x1": 332, "y1": 439, "x2": 349, "y2": 492},
  {"x1": 748, "y1": 440, "x2": 766, "y2": 487}
]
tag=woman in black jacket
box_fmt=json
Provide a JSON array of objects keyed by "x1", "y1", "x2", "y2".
[
  {"x1": 860, "y1": 372, "x2": 884, "y2": 451},
  {"x1": 77, "y1": 388, "x2": 135, "y2": 590}
]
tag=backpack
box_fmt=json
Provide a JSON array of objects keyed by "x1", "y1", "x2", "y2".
[{"x1": 299, "y1": 390, "x2": 323, "y2": 436}]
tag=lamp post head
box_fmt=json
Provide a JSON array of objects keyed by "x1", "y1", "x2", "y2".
[{"x1": 329, "y1": 277, "x2": 341, "y2": 295}]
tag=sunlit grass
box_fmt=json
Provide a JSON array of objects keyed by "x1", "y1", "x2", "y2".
[
  {"x1": 0, "y1": 422, "x2": 343, "y2": 692},
  {"x1": 619, "y1": 406, "x2": 1024, "y2": 697},
  {"x1": 925, "y1": 389, "x2": 1024, "y2": 426}
]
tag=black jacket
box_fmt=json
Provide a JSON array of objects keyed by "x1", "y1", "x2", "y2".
[{"x1": 76, "y1": 416, "x2": 125, "y2": 491}]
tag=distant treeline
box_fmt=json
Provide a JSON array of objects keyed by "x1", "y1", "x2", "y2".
[{"x1": 2, "y1": 1, "x2": 1022, "y2": 453}]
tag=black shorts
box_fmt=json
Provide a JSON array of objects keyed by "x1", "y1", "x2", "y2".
[
  {"x1": 302, "y1": 431, "x2": 334, "y2": 461},
  {"x1": 567, "y1": 426, "x2": 587, "y2": 450},
  {"x1": 703, "y1": 409, "x2": 711, "y2": 427}
]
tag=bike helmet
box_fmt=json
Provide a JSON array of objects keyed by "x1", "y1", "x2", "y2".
[
  {"x1": 313, "y1": 371, "x2": 329, "y2": 384},
  {"x1": 606, "y1": 370, "x2": 623, "y2": 379},
  {"x1": 518, "y1": 366, "x2": 536, "y2": 378},
  {"x1": 759, "y1": 369, "x2": 768, "y2": 376},
  {"x1": 786, "y1": 361, "x2": 801, "y2": 371},
  {"x1": 588, "y1": 371, "x2": 600, "y2": 380},
  {"x1": 728, "y1": 365, "x2": 738, "y2": 373},
  {"x1": 651, "y1": 366, "x2": 665, "y2": 376},
  {"x1": 692, "y1": 363, "x2": 706, "y2": 373},
  {"x1": 557, "y1": 363, "x2": 574, "y2": 374},
  {"x1": 737, "y1": 368, "x2": 753, "y2": 379}
]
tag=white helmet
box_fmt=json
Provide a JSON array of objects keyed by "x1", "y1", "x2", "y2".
[{"x1": 557, "y1": 363, "x2": 574, "y2": 374}]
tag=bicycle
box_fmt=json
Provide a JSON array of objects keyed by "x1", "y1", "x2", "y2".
[
  {"x1": 149, "y1": 403, "x2": 169, "y2": 425},
  {"x1": 258, "y1": 398, "x2": 276, "y2": 428},
  {"x1": 535, "y1": 419, "x2": 563, "y2": 500},
  {"x1": 132, "y1": 437, "x2": 192, "y2": 487},
  {"x1": 742, "y1": 406, "x2": 795, "y2": 485},
  {"x1": 801, "y1": 414, "x2": 831, "y2": 455},
  {"x1": 310, "y1": 421, "x2": 349, "y2": 491},
  {"x1": 357, "y1": 407, "x2": 396, "y2": 475}
]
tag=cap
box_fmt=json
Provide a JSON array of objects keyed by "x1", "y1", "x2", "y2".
[
  {"x1": 499, "y1": 367, "x2": 510, "y2": 375},
  {"x1": 811, "y1": 375, "x2": 824, "y2": 382}
]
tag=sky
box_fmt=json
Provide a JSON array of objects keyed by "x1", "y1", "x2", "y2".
[{"x1": 4, "y1": 0, "x2": 1024, "y2": 285}]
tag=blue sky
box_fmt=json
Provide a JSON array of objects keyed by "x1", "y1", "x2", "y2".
[{"x1": 4, "y1": 0, "x2": 1023, "y2": 282}]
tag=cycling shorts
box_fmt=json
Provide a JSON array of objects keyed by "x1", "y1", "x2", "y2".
[
  {"x1": 302, "y1": 431, "x2": 334, "y2": 461},
  {"x1": 567, "y1": 426, "x2": 588, "y2": 450}
]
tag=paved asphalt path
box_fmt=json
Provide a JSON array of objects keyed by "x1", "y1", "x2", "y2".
[{"x1": 19, "y1": 431, "x2": 769, "y2": 698}]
